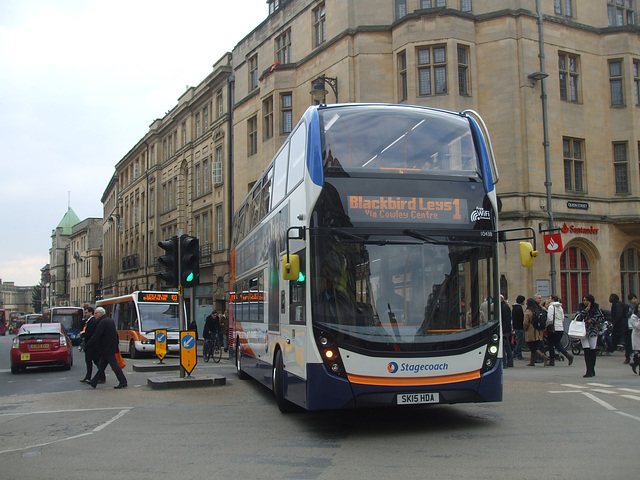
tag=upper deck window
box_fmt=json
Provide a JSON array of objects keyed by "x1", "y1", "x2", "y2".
[{"x1": 319, "y1": 106, "x2": 478, "y2": 176}]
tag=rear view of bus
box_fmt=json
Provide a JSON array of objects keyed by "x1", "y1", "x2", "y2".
[{"x1": 232, "y1": 104, "x2": 503, "y2": 412}]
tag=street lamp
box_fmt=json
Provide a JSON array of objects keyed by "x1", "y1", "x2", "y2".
[
  {"x1": 527, "y1": 71, "x2": 549, "y2": 84},
  {"x1": 310, "y1": 75, "x2": 338, "y2": 104}
]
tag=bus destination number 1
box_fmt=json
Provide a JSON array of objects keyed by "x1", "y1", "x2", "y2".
[{"x1": 397, "y1": 392, "x2": 439, "y2": 405}]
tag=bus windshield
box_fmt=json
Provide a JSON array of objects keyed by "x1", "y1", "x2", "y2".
[
  {"x1": 320, "y1": 105, "x2": 477, "y2": 175},
  {"x1": 138, "y1": 304, "x2": 181, "y2": 332},
  {"x1": 310, "y1": 231, "x2": 496, "y2": 347}
]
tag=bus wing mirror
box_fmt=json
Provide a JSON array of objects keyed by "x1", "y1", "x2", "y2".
[
  {"x1": 282, "y1": 254, "x2": 300, "y2": 281},
  {"x1": 519, "y1": 242, "x2": 539, "y2": 268}
]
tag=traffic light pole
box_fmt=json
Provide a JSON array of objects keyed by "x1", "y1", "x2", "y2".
[{"x1": 177, "y1": 231, "x2": 186, "y2": 378}]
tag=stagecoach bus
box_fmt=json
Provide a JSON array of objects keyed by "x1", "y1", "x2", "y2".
[
  {"x1": 230, "y1": 103, "x2": 522, "y2": 412},
  {"x1": 97, "y1": 291, "x2": 184, "y2": 358}
]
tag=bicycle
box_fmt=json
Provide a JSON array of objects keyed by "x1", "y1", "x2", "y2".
[{"x1": 203, "y1": 334, "x2": 222, "y2": 363}]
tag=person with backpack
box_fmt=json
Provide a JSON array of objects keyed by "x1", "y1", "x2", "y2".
[
  {"x1": 576, "y1": 293, "x2": 605, "y2": 378},
  {"x1": 546, "y1": 295, "x2": 574, "y2": 366},
  {"x1": 524, "y1": 297, "x2": 550, "y2": 367}
]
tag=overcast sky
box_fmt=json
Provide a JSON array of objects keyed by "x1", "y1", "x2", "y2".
[{"x1": 0, "y1": 0, "x2": 268, "y2": 287}]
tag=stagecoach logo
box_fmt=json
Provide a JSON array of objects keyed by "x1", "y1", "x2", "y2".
[
  {"x1": 388, "y1": 362, "x2": 399, "y2": 373},
  {"x1": 470, "y1": 207, "x2": 491, "y2": 222},
  {"x1": 388, "y1": 361, "x2": 450, "y2": 374}
]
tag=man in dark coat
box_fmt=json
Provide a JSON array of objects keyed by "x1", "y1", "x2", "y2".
[
  {"x1": 80, "y1": 306, "x2": 105, "y2": 383},
  {"x1": 85, "y1": 307, "x2": 128, "y2": 389}
]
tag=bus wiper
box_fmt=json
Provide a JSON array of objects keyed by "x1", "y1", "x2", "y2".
[{"x1": 331, "y1": 228, "x2": 420, "y2": 246}]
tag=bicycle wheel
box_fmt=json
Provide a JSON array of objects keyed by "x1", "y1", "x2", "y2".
[
  {"x1": 213, "y1": 340, "x2": 222, "y2": 363},
  {"x1": 203, "y1": 341, "x2": 211, "y2": 362}
]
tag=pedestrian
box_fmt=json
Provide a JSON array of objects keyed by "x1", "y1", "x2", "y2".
[
  {"x1": 534, "y1": 293, "x2": 543, "y2": 305},
  {"x1": 609, "y1": 293, "x2": 627, "y2": 359},
  {"x1": 512, "y1": 295, "x2": 526, "y2": 360},
  {"x1": 627, "y1": 303, "x2": 640, "y2": 374},
  {"x1": 625, "y1": 294, "x2": 638, "y2": 364},
  {"x1": 203, "y1": 310, "x2": 221, "y2": 357},
  {"x1": 500, "y1": 295, "x2": 514, "y2": 368},
  {"x1": 524, "y1": 297, "x2": 549, "y2": 366},
  {"x1": 546, "y1": 295, "x2": 574, "y2": 366},
  {"x1": 576, "y1": 293, "x2": 605, "y2": 378},
  {"x1": 220, "y1": 310, "x2": 229, "y2": 352},
  {"x1": 85, "y1": 307, "x2": 128, "y2": 389},
  {"x1": 79, "y1": 307, "x2": 105, "y2": 384}
]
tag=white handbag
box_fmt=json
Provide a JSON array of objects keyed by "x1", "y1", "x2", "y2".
[{"x1": 568, "y1": 319, "x2": 586, "y2": 338}]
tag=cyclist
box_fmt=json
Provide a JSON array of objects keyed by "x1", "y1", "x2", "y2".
[{"x1": 203, "y1": 310, "x2": 221, "y2": 358}]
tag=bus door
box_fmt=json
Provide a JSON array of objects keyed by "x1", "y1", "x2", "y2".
[{"x1": 284, "y1": 249, "x2": 306, "y2": 381}]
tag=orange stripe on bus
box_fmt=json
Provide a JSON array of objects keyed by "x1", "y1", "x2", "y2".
[{"x1": 347, "y1": 370, "x2": 481, "y2": 386}]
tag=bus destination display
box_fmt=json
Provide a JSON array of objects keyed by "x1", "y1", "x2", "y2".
[
  {"x1": 348, "y1": 196, "x2": 468, "y2": 224},
  {"x1": 138, "y1": 292, "x2": 179, "y2": 303}
]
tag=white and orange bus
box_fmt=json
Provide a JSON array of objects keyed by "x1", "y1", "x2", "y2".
[{"x1": 97, "y1": 291, "x2": 185, "y2": 358}]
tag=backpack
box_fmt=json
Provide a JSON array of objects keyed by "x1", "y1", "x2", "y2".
[{"x1": 531, "y1": 308, "x2": 548, "y2": 331}]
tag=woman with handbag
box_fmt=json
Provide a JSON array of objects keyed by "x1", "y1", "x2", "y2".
[
  {"x1": 547, "y1": 295, "x2": 574, "y2": 366},
  {"x1": 524, "y1": 298, "x2": 550, "y2": 366},
  {"x1": 577, "y1": 294, "x2": 605, "y2": 378},
  {"x1": 628, "y1": 304, "x2": 640, "y2": 374}
]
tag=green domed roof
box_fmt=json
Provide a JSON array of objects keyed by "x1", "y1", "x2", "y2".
[{"x1": 56, "y1": 208, "x2": 80, "y2": 235}]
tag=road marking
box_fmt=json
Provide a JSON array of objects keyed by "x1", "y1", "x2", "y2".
[
  {"x1": 591, "y1": 389, "x2": 618, "y2": 395},
  {"x1": 560, "y1": 383, "x2": 587, "y2": 389},
  {"x1": 620, "y1": 394, "x2": 640, "y2": 401},
  {"x1": 0, "y1": 408, "x2": 132, "y2": 455},
  {"x1": 616, "y1": 411, "x2": 640, "y2": 423},
  {"x1": 618, "y1": 388, "x2": 640, "y2": 393},
  {"x1": 581, "y1": 392, "x2": 617, "y2": 410},
  {"x1": 0, "y1": 406, "x2": 133, "y2": 417},
  {"x1": 587, "y1": 382, "x2": 613, "y2": 387}
]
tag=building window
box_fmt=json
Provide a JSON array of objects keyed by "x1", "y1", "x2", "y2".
[
  {"x1": 608, "y1": 0, "x2": 635, "y2": 26},
  {"x1": 417, "y1": 46, "x2": 447, "y2": 96},
  {"x1": 248, "y1": 116, "x2": 258, "y2": 156},
  {"x1": 281, "y1": 93, "x2": 292, "y2": 134},
  {"x1": 276, "y1": 29, "x2": 291, "y2": 65},
  {"x1": 196, "y1": 113, "x2": 201, "y2": 137},
  {"x1": 621, "y1": 248, "x2": 640, "y2": 302},
  {"x1": 458, "y1": 45, "x2": 470, "y2": 95},
  {"x1": 203, "y1": 106, "x2": 209, "y2": 133},
  {"x1": 395, "y1": 0, "x2": 407, "y2": 20},
  {"x1": 609, "y1": 60, "x2": 624, "y2": 106},
  {"x1": 554, "y1": 0, "x2": 572, "y2": 17},
  {"x1": 195, "y1": 164, "x2": 201, "y2": 198},
  {"x1": 149, "y1": 188, "x2": 154, "y2": 217},
  {"x1": 313, "y1": 3, "x2": 326, "y2": 47},
  {"x1": 263, "y1": 96, "x2": 274, "y2": 140},
  {"x1": 560, "y1": 246, "x2": 591, "y2": 314},
  {"x1": 614, "y1": 142, "x2": 629, "y2": 194},
  {"x1": 633, "y1": 60, "x2": 640, "y2": 105},
  {"x1": 182, "y1": 122, "x2": 187, "y2": 146},
  {"x1": 563, "y1": 137, "x2": 585, "y2": 193},
  {"x1": 216, "y1": 205, "x2": 224, "y2": 250},
  {"x1": 460, "y1": 0, "x2": 472, "y2": 12},
  {"x1": 249, "y1": 55, "x2": 258, "y2": 91},
  {"x1": 423, "y1": 0, "x2": 446, "y2": 6},
  {"x1": 216, "y1": 89, "x2": 224, "y2": 118},
  {"x1": 168, "y1": 135, "x2": 173, "y2": 157},
  {"x1": 203, "y1": 158, "x2": 210, "y2": 194},
  {"x1": 214, "y1": 147, "x2": 223, "y2": 184},
  {"x1": 399, "y1": 52, "x2": 407, "y2": 101},
  {"x1": 168, "y1": 180, "x2": 174, "y2": 210},
  {"x1": 203, "y1": 212, "x2": 209, "y2": 246},
  {"x1": 559, "y1": 52, "x2": 580, "y2": 102}
]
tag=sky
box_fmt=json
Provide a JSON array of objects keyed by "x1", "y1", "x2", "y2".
[{"x1": 0, "y1": 0, "x2": 268, "y2": 287}]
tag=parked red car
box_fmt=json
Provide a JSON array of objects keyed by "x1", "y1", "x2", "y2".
[{"x1": 10, "y1": 323, "x2": 73, "y2": 374}]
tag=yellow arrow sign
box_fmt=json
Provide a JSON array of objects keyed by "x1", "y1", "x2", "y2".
[{"x1": 180, "y1": 331, "x2": 197, "y2": 375}]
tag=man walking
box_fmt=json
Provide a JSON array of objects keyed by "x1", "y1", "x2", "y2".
[
  {"x1": 85, "y1": 307, "x2": 128, "y2": 389},
  {"x1": 80, "y1": 307, "x2": 105, "y2": 384}
]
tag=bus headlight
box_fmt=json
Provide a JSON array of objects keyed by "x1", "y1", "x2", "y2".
[
  {"x1": 489, "y1": 345, "x2": 498, "y2": 355},
  {"x1": 481, "y1": 325, "x2": 501, "y2": 375},
  {"x1": 314, "y1": 328, "x2": 347, "y2": 378}
]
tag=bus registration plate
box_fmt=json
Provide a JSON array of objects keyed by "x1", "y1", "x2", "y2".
[{"x1": 397, "y1": 392, "x2": 439, "y2": 405}]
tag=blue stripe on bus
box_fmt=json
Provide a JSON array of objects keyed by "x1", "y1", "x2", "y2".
[
  {"x1": 305, "y1": 107, "x2": 324, "y2": 187},
  {"x1": 467, "y1": 116, "x2": 494, "y2": 194}
]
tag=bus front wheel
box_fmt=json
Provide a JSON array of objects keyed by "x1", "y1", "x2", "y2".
[
  {"x1": 129, "y1": 340, "x2": 139, "y2": 359},
  {"x1": 273, "y1": 350, "x2": 295, "y2": 413},
  {"x1": 236, "y1": 342, "x2": 248, "y2": 380}
]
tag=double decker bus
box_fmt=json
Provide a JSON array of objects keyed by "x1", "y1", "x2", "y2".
[
  {"x1": 42, "y1": 307, "x2": 84, "y2": 345},
  {"x1": 97, "y1": 291, "x2": 184, "y2": 358},
  {"x1": 230, "y1": 103, "x2": 533, "y2": 413}
]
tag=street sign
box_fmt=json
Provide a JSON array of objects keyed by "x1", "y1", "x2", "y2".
[
  {"x1": 543, "y1": 233, "x2": 563, "y2": 253},
  {"x1": 180, "y1": 331, "x2": 197, "y2": 375},
  {"x1": 155, "y1": 329, "x2": 167, "y2": 361}
]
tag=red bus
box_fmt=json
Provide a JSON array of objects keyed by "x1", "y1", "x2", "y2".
[{"x1": 0, "y1": 309, "x2": 6, "y2": 335}]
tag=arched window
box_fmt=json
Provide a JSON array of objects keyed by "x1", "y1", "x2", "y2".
[
  {"x1": 620, "y1": 248, "x2": 640, "y2": 301},
  {"x1": 560, "y1": 246, "x2": 590, "y2": 314}
]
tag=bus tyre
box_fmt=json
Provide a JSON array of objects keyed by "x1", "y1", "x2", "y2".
[
  {"x1": 129, "y1": 340, "x2": 139, "y2": 359},
  {"x1": 273, "y1": 350, "x2": 295, "y2": 413},
  {"x1": 236, "y1": 343, "x2": 248, "y2": 380}
]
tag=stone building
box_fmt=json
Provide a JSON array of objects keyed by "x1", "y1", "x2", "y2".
[
  {"x1": 68, "y1": 218, "x2": 102, "y2": 306},
  {"x1": 48, "y1": 207, "x2": 80, "y2": 308},
  {"x1": 102, "y1": 0, "x2": 640, "y2": 315}
]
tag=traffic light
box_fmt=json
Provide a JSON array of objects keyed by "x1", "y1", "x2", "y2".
[
  {"x1": 180, "y1": 235, "x2": 200, "y2": 286},
  {"x1": 158, "y1": 236, "x2": 179, "y2": 287}
]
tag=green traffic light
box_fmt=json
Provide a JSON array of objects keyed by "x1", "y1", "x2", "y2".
[
  {"x1": 185, "y1": 272, "x2": 194, "y2": 282},
  {"x1": 298, "y1": 272, "x2": 305, "y2": 282}
]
